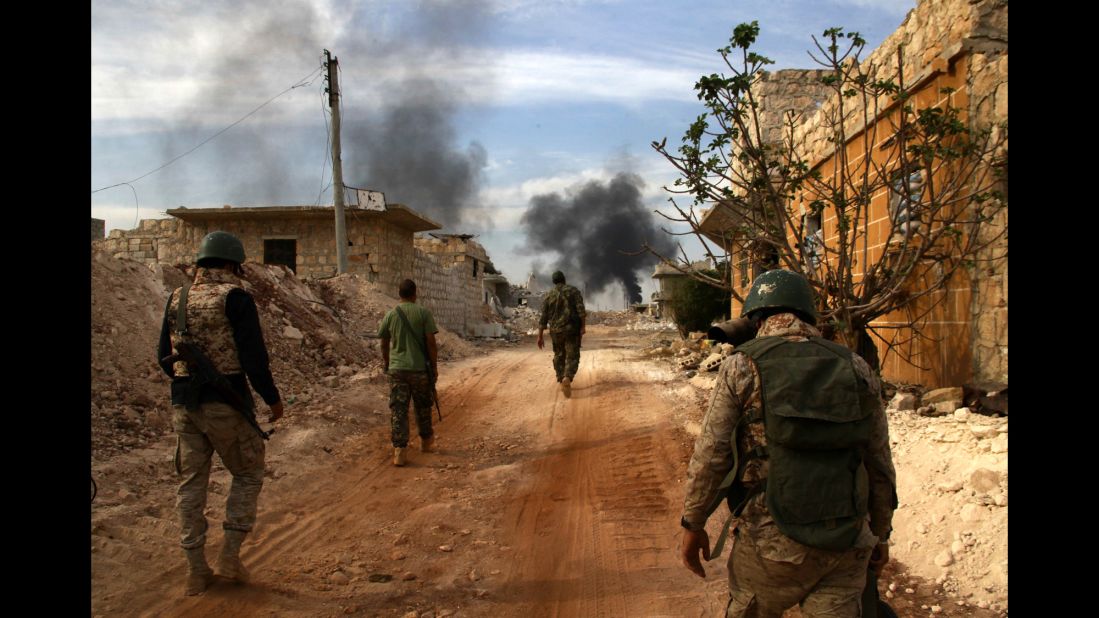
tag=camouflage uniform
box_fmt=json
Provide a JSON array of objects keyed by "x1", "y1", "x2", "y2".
[
  {"x1": 682, "y1": 312, "x2": 897, "y2": 618},
  {"x1": 165, "y1": 267, "x2": 268, "y2": 549},
  {"x1": 539, "y1": 283, "x2": 586, "y2": 381},
  {"x1": 388, "y1": 370, "x2": 434, "y2": 448}
]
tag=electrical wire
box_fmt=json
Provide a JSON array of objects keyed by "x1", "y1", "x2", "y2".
[{"x1": 92, "y1": 66, "x2": 325, "y2": 195}]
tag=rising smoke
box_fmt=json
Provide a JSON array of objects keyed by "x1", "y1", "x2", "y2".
[
  {"x1": 159, "y1": 0, "x2": 492, "y2": 226},
  {"x1": 520, "y1": 173, "x2": 676, "y2": 304}
]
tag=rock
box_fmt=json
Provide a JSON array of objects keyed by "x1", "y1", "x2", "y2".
[
  {"x1": 885, "y1": 590, "x2": 894, "y2": 599},
  {"x1": 916, "y1": 523, "x2": 928, "y2": 534},
  {"x1": 917, "y1": 405, "x2": 944, "y2": 417},
  {"x1": 402, "y1": 612, "x2": 419, "y2": 618},
  {"x1": 951, "y1": 540, "x2": 965, "y2": 555},
  {"x1": 438, "y1": 611, "x2": 455, "y2": 618},
  {"x1": 993, "y1": 493, "x2": 1008, "y2": 507},
  {"x1": 393, "y1": 533, "x2": 410, "y2": 546},
  {"x1": 283, "y1": 325, "x2": 304, "y2": 340},
  {"x1": 367, "y1": 573, "x2": 393, "y2": 583},
  {"x1": 438, "y1": 545, "x2": 453, "y2": 552},
  {"x1": 401, "y1": 571, "x2": 416, "y2": 581},
  {"x1": 905, "y1": 588, "x2": 915, "y2": 594},
  {"x1": 337, "y1": 365, "x2": 354, "y2": 377},
  {"x1": 889, "y1": 392, "x2": 919, "y2": 411},
  {"x1": 719, "y1": 343, "x2": 735, "y2": 356},
  {"x1": 990, "y1": 434, "x2": 1007, "y2": 453},
  {"x1": 932, "y1": 401, "x2": 957, "y2": 415},
  {"x1": 329, "y1": 571, "x2": 349, "y2": 585},
  {"x1": 960, "y1": 503, "x2": 983, "y2": 523},
  {"x1": 969, "y1": 468, "x2": 1001, "y2": 493},
  {"x1": 953, "y1": 407, "x2": 971, "y2": 422},
  {"x1": 323, "y1": 375, "x2": 339, "y2": 388},
  {"x1": 969, "y1": 425, "x2": 998, "y2": 439},
  {"x1": 931, "y1": 605, "x2": 942, "y2": 614},
  {"x1": 923, "y1": 387, "x2": 963, "y2": 406},
  {"x1": 934, "y1": 551, "x2": 954, "y2": 567},
  {"x1": 888, "y1": 583, "x2": 897, "y2": 592},
  {"x1": 469, "y1": 569, "x2": 480, "y2": 581},
  {"x1": 684, "y1": 370, "x2": 697, "y2": 379},
  {"x1": 977, "y1": 600, "x2": 989, "y2": 609},
  {"x1": 937, "y1": 481, "x2": 963, "y2": 493},
  {"x1": 391, "y1": 550, "x2": 406, "y2": 560}
]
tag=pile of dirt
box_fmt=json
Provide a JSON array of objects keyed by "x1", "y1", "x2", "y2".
[{"x1": 91, "y1": 248, "x2": 483, "y2": 464}]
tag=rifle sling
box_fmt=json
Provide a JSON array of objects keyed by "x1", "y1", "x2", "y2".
[{"x1": 394, "y1": 306, "x2": 431, "y2": 371}]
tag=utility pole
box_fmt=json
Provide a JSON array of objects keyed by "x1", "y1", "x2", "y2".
[{"x1": 325, "y1": 50, "x2": 349, "y2": 274}]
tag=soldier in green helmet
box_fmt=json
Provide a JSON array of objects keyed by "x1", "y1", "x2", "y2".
[
  {"x1": 678, "y1": 269, "x2": 897, "y2": 617},
  {"x1": 157, "y1": 231, "x2": 284, "y2": 595}
]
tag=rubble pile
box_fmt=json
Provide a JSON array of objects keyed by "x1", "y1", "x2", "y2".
[
  {"x1": 91, "y1": 247, "x2": 481, "y2": 463},
  {"x1": 885, "y1": 388, "x2": 1008, "y2": 610}
]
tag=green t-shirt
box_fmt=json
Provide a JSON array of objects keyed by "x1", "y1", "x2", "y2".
[{"x1": 378, "y1": 302, "x2": 439, "y2": 371}]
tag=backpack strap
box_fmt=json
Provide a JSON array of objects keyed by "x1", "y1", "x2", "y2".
[{"x1": 394, "y1": 306, "x2": 428, "y2": 357}]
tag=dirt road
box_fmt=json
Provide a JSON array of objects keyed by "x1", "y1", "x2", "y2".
[{"x1": 92, "y1": 327, "x2": 728, "y2": 617}]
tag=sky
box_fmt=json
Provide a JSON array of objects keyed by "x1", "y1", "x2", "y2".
[{"x1": 91, "y1": 0, "x2": 916, "y2": 310}]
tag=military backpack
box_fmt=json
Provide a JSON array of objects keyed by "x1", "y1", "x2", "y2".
[{"x1": 708, "y1": 335, "x2": 878, "y2": 555}]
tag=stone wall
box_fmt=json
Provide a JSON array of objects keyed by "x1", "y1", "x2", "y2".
[
  {"x1": 411, "y1": 235, "x2": 493, "y2": 335},
  {"x1": 732, "y1": 0, "x2": 1007, "y2": 386},
  {"x1": 96, "y1": 215, "x2": 497, "y2": 338},
  {"x1": 91, "y1": 218, "x2": 105, "y2": 241}
]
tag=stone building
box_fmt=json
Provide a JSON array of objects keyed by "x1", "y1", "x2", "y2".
[
  {"x1": 696, "y1": 0, "x2": 1007, "y2": 387},
  {"x1": 650, "y1": 261, "x2": 710, "y2": 320},
  {"x1": 96, "y1": 204, "x2": 508, "y2": 337}
]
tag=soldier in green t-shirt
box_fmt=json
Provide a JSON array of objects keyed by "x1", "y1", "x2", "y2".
[{"x1": 378, "y1": 279, "x2": 439, "y2": 466}]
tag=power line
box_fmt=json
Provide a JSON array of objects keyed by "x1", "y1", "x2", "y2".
[{"x1": 91, "y1": 66, "x2": 325, "y2": 195}]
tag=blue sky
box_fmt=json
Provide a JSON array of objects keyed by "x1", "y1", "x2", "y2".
[{"x1": 91, "y1": 0, "x2": 916, "y2": 309}]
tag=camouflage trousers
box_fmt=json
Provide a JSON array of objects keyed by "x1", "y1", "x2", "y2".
[
  {"x1": 172, "y1": 402, "x2": 265, "y2": 550},
  {"x1": 388, "y1": 370, "x2": 435, "y2": 448},
  {"x1": 550, "y1": 331, "x2": 581, "y2": 381},
  {"x1": 725, "y1": 529, "x2": 872, "y2": 618}
]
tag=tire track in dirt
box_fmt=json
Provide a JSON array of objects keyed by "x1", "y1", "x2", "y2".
[{"x1": 111, "y1": 331, "x2": 716, "y2": 617}]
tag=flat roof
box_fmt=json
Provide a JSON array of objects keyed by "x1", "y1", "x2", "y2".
[{"x1": 166, "y1": 204, "x2": 442, "y2": 233}]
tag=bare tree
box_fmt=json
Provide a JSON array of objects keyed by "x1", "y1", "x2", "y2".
[{"x1": 646, "y1": 22, "x2": 1007, "y2": 368}]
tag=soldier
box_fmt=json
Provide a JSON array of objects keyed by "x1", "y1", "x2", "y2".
[
  {"x1": 157, "y1": 231, "x2": 284, "y2": 596},
  {"x1": 378, "y1": 279, "x2": 439, "y2": 467},
  {"x1": 536, "y1": 270, "x2": 586, "y2": 397},
  {"x1": 679, "y1": 269, "x2": 897, "y2": 617}
]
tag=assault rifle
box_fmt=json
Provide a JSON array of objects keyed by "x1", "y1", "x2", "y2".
[{"x1": 161, "y1": 340, "x2": 272, "y2": 440}]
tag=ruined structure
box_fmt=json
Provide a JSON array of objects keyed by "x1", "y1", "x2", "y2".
[
  {"x1": 92, "y1": 218, "x2": 105, "y2": 241},
  {"x1": 96, "y1": 205, "x2": 509, "y2": 337},
  {"x1": 696, "y1": 0, "x2": 1007, "y2": 387},
  {"x1": 650, "y1": 261, "x2": 710, "y2": 321}
]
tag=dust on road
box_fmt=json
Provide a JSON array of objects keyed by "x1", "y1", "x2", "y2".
[{"x1": 92, "y1": 328, "x2": 725, "y2": 617}]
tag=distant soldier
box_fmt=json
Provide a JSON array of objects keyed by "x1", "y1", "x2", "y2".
[
  {"x1": 537, "y1": 270, "x2": 586, "y2": 397},
  {"x1": 378, "y1": 279, "x2": 439, "y2": 467},
  {"x1": 157, "y1": 231, "x2": 284, "y2": 596},
  {"x1": 679, "y1": 269, "x2": 897, "y2": 617}
]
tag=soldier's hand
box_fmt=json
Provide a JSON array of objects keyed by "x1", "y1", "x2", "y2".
[
  {"x1": 269, "y1": 401, "x2": 285, "y2": 422},
  {"x1": 680, "y1": 528, "x2": 710, "y2": 578},
  {"x1": 869, "y1": 542, "x2": 889, "y2": 575},
  {"x1": 536, "y1": 335, "x2": 544, "y2": 350}
]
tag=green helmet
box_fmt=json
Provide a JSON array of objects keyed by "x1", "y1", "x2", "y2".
[
  {"x1": 196, "y1": 231, "x2": 246, "y2": 265},
  {"x1": 741, "y1": 269, "x2": 817, "y2": 324},
  {"x1": 551, "y1": 270, "x2": 565, "y2": 284}
]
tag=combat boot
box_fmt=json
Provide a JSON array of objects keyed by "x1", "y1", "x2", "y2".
[
  {"x1": 216, "y1": 530, "x2": 251, "y2": 583},
  {"x1": 561, "y1": 377, "x2": 572, "y2": 398},
  {"x1": 183, "y1": 546, "x2": 214, "y2": 595},
  {"x1": 421, "y1": 436, "x2": 435, "y2": 453},
  {"x1": 394, "y1": 447, "x2": 407, "y2": 466}
]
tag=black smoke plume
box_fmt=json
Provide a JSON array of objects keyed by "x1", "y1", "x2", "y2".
[{"x1": 520, "y1": 173, "x2": 675, "y2": 304}]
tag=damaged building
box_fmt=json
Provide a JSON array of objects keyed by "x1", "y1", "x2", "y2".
[{"x1": 97, "y1": 203, "x2": 510, "y2": 338}]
